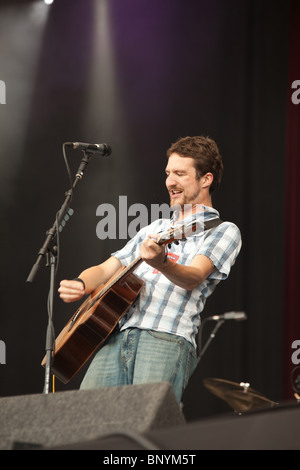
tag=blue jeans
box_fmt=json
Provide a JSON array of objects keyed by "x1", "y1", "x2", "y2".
[{"x1": 80, "y1": 328, "x2": 197, "y2": 402}]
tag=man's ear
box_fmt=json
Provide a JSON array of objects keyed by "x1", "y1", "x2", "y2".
[{"x1": 201, "y1": 172, "x2": 214, "y2": 189}]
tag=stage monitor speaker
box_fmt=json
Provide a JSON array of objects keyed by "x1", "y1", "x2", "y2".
[
  {"x1": 143, "y1": 401, "x2": 300, "y2": 450},
  {"x1": 0, "y1": 382, "x2": 185, "y2": 450},
  {"x1": 50, "y1": 400, "x2": 300, "y2": 450}
]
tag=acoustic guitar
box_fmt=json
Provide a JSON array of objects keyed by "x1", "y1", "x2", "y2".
[{"x1": 41, "y1": 220, "x2": 198, "y2": 383}]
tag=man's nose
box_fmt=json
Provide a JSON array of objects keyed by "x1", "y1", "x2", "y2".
[{"x1": 166, "y1": 174, "x2": 177, "y2": 187}]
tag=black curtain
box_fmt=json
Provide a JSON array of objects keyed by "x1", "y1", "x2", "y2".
[
  {"x1": 0, "y1": 0, "x2": 290, "y2": 421},
  {"x1": 283, "y1": 0, "x2": 300, "y2": 400}
]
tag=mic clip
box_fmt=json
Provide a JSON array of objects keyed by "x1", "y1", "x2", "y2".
[{"x1": 76, "y1": 151, "x2": 92, "y2": 179}]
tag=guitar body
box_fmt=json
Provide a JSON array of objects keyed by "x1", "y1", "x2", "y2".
[{"x1": 42, "y1": 268, "x2": 144, "y2": 384}]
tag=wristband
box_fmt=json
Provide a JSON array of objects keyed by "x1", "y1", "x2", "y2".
[{"x1": 73, "y1": 277, "x2": 86, "y2": 290}]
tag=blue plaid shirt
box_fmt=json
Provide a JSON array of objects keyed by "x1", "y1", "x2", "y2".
[{"x1": 112, "y1": 205, "x2": 241, "y2": 348}]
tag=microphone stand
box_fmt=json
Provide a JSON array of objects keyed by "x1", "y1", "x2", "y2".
[
  {"x1": 26, "y1": 151, "x2": 92, "y2": 394},
  {"x1": 197, "y1": 317, "x2": 225, "y2": 365}
]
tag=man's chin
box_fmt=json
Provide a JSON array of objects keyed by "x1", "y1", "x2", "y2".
[{"x1": 169, "y1": 202, "x2": 184, "y2": 215}]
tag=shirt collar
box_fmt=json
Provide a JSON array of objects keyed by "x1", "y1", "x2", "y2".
[
  {"x1": 169, "y1": 205, "x2": 220, "y2": 238},
  {"x1": 171, "y1": 205, "x2": 220, "y2": 224}
]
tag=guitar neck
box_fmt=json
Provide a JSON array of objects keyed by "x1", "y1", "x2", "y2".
[{"x1": 123, "y1": 254, "x2": 143, "y2": 276}]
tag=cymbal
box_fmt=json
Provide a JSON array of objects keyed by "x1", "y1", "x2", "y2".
[{"x1": 203, "y1": 377, "x2": 277, "y2": 413}]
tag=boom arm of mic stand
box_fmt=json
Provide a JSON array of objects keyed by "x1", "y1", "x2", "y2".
[
  {"x1": 26, "y1": 150, "x2": 91, "y2": 283},
  {"x1": 26, "y1": 186, "x2": 76, "y2": 283}
]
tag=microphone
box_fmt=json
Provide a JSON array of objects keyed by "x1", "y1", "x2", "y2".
[
  {"x1": 210, "y1": 311, "x2": 247, "y2": 321},
  {"x1": 65, "y1": 142, "x2": 112, "y2": 156}
]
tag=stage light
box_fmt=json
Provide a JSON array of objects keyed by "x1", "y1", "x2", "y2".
[{"x1": 44, "y1": 0, "x2": 54, "y2": 5}]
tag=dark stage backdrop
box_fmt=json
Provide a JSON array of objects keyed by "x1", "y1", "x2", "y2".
[
  {"x1": 283, "y1": 0, "x2": 300, "y2": 401},
  {"x1": 0, "y1": 0, "x2": 296, "y2": 422}
]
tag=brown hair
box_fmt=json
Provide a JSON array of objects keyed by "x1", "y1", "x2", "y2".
[{"x1": 166, "y1": 136, "x2": 223, "y2": 193}]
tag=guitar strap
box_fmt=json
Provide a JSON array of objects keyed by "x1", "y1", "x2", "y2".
[{"x1": 203, "y1": 217, "x2": 223, "y2": 231}]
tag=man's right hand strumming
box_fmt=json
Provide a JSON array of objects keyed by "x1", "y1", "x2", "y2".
[
  {"x1": 58, "y1": 256, "x2": 123, "y2": 304},
  {"x1": 58, "y1": 279, "x2": 86, "y2": 303}
]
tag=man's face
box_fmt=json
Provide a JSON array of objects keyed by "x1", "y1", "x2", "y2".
[{"x1": 165, "y1": 153, "x2": 204, "y2": 208}]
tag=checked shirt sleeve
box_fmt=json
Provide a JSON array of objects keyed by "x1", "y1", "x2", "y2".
[
  {"x1": 111, "y1": 229, "x2": 144, "y2": 266},
  {"x1": 198, "y1": 222, "x2": 242, "y2": 280}
]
